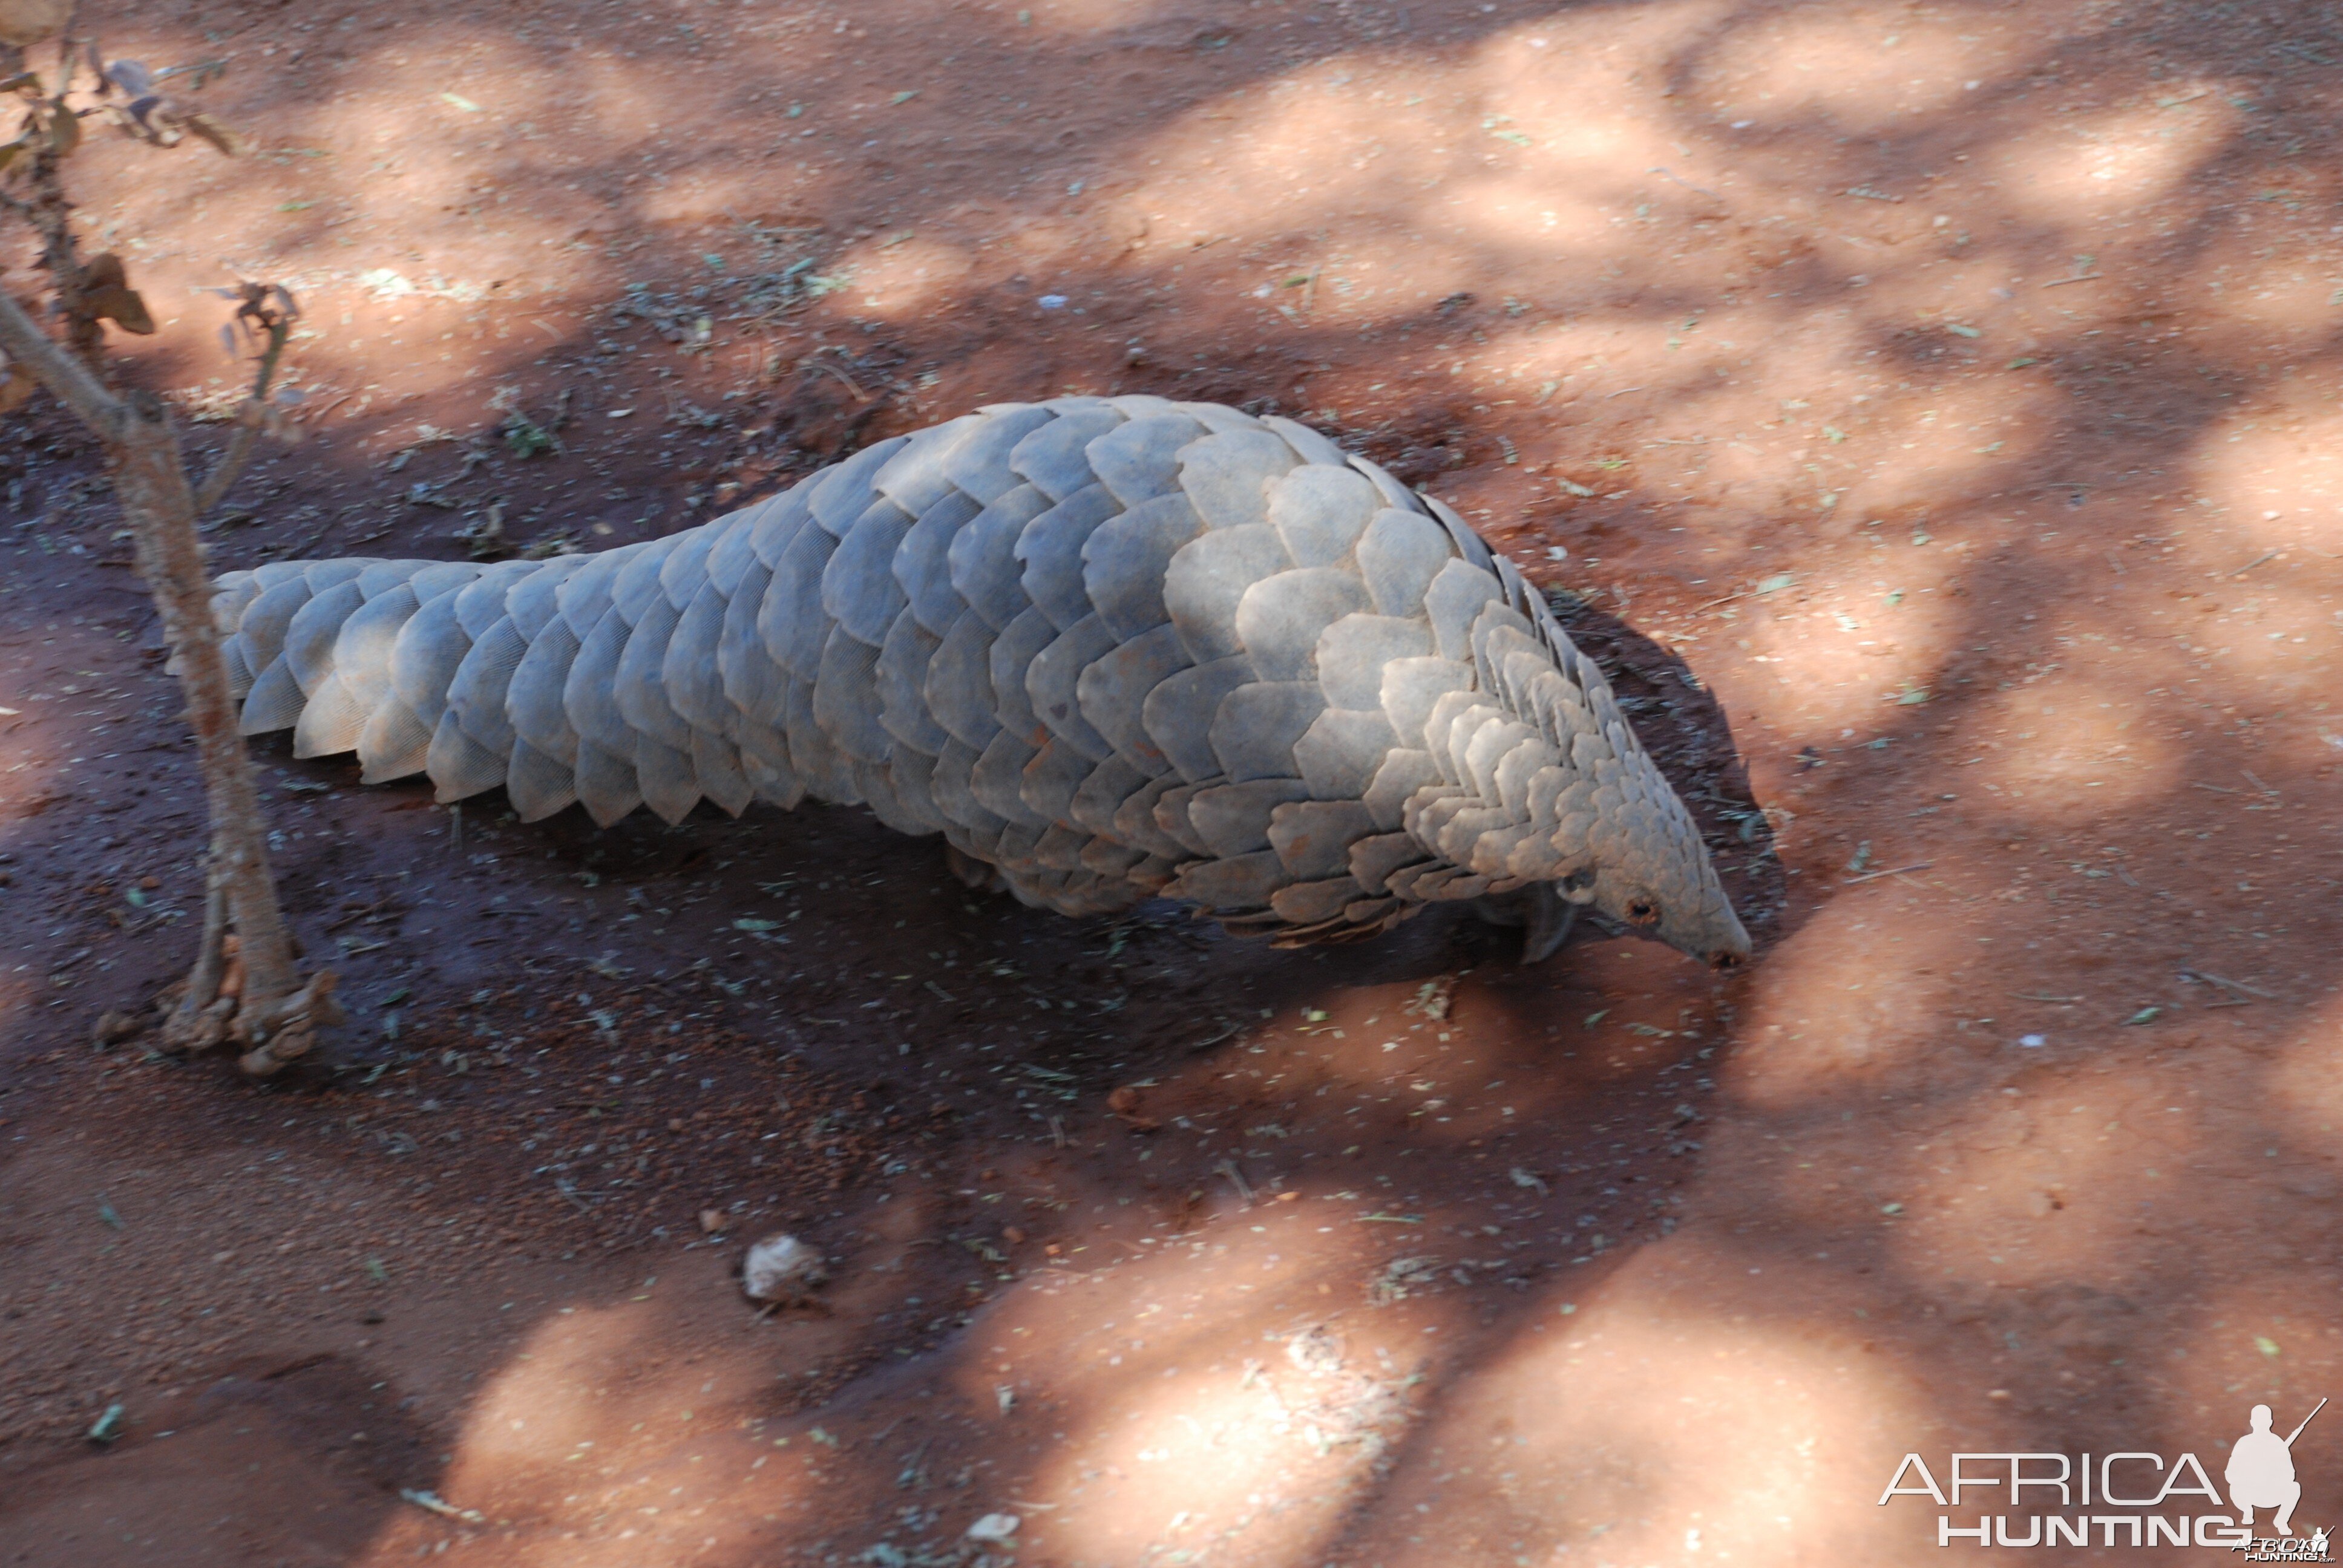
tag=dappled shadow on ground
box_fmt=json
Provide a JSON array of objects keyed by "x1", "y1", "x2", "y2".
[{"x1": 4, "y1": 0, "x2": 2343, "y2": 1562}]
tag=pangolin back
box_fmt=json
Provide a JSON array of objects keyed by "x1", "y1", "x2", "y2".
[{"x1": 205, "y1": 397, "x2": 1749, "y2": 965}]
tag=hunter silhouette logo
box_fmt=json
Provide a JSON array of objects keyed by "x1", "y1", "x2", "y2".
[
  {"x1": 2231, "y1": 1399, "x2": 2324, "y2": 1538},
  {"x1": 1878, "y1": 1399, "x2": 2330, "y2": 1557}
]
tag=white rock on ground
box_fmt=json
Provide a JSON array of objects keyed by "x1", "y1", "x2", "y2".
[{"x1": 740, "y1": 1233, "x2": 827, "y2": 1302}]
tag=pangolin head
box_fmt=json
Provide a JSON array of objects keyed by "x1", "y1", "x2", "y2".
[{"x1": 1552, "y1": 736, "x2": 1751, "y2": 971}]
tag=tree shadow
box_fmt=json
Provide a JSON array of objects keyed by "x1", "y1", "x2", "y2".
[{"x1": 6, "y1": 0, "x2": 2343, "y2": 1560}]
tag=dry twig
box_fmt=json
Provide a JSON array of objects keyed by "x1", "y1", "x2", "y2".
[{"x1": 0, "y1": 10, "x2": 334, "y2": 1074}]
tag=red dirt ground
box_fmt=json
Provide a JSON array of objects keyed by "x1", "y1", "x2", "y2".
[{"x1": 5, "y1": 0, "x2": 2343, "y2": 1564}]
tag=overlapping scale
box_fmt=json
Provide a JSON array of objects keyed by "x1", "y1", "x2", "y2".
[{"x1": 208, "y1": 400, "x2": 1724, "y2": 946}]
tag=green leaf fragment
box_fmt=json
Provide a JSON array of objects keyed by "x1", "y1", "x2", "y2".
[{"x1": 502, "y1": 415, "x2": 557, "y2": 459}]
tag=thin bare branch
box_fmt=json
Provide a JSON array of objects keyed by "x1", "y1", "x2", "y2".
[
  {"x1": 112, "y1": 390, "x2": 302, "y2": 1017},
  {"x1": 0, "y1": 281, "x2": 122, "y2": 433},
  {"x1": 191, "y1": 416, "x2": 263, "y2": 514},
  {"x1": 192, "y1": 286, "x2": 295, "y2": 514},
  {"x1": 15, "y1": 36, "x2": 108, "y2": 371},
  {"x1": 1, "y1": 20, "x2": 330, "y2": 1074}
]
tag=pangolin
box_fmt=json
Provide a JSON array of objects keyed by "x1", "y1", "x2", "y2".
[{"x1": 204, "y1": 396, "x2": 1750, "y2": 968}]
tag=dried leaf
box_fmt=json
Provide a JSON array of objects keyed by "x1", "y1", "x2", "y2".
[
  {"x1": 82, "y1": 252, "x2": 128, "y2": 290},
  {"x1": 499, "y1": 412, "x2": 556, "y2": 458},
  {"x1": 48, "y1": 102, "x2": 79, "y2": 156},
  {"x1": 0, "y1": 359, "x2": 34, "y2": 416},
  {"x1": 0, "y1": 0, "x2": 69, "y2": 48},
  {"x1": 88, "y1": 285, "x2": 156, "y2": 335},
  {"x1": 0, "y1": 139, "x2": 23, "y2": 174},
  {"x1": 184, "y1": 111, "x2": 243, "y2": 156},
  {"x1": 102, "y1": 58, "x2": 157, "y2": 99},
  {"x1": 124, "y1": 94, "x2": 180, "y2": 145},
  {"x1": 0, "y1": 72, "x2": 38, "y2": 94}
]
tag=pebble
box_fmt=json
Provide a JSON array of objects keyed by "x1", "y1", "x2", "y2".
[
  {"x1": 965, "y1": 1513, "x2": 1020, "y2": 1543},
  {"x1": 91, "y1": 1011, "x2": 143, "y2": 1046},
  {"x1": 741, "y1": 1233, "x2": 827, "y2": 1302}
]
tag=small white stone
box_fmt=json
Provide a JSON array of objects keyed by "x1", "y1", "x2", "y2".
[
  {"x1": 966, "y1": 1513, "x2": 1021, "y2": 1543},
  {"x1": 741, "y1": 1233, "x2": 827, "y2": 1302}
]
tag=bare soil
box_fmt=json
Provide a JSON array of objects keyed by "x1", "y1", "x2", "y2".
[{"x1": 4, "y1": 0, "x2": 2342, "y2": 1564}]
